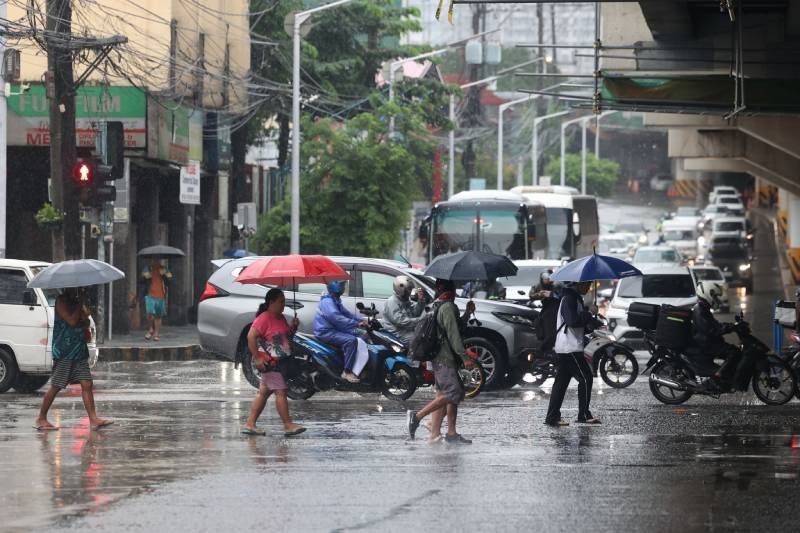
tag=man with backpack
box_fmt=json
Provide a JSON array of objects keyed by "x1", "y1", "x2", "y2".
[
  {"x1": 544, "y1": 281, "x2": 601, "y2": 427},
  {"x1": 406, "y1": 278, "x2": 475, "y2": 445}
]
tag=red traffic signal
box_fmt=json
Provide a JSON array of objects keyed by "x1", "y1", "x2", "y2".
[{"x1": 72, "y1": 158, "x2": 94, "y2": 187}]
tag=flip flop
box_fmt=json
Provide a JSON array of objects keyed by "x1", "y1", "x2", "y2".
[
  {"x1": 34, "y1": 424, "x2": 59, "y2": 431},
  {"x1": 144, "y1": 333, "x2": 152, "y2": 340},
  {"x1": 92, "y1": 420, "x2": 115, "y2": 430},
  {"x1": 241, "y1": 427, "x2": 267, "y2": 436},
  {"x1": 284, "y1": 427, "x2": 307, "y2": 437},
  {"x1": 152, "y1": 337, "x2": 160, "y2": 342}
]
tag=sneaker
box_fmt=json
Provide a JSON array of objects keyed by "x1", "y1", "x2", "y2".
[
  {"x1": 577, "y1": 417, "x2": 601, "y2": 425},
  {"x1": 406, "y1": 410, "x2": 420, "y2": 439},
  {"x1": 445, "y1": 434, "x2": 472, "y2": 445}
]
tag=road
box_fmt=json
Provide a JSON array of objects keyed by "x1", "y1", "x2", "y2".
[{"x1": 1, "y1": 359, "x2": 799, "y2": 533}]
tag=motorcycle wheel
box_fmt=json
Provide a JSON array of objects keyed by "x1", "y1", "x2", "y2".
[
  {"x1": 382, "y1": 362, "x2": 417, "y2": 401},
  {"x1": 529, "y1": 358, "x2": 556, "y2": 387},
  {"x1": 648, "y1": 360, "x2": 693, "y2": 405},
  {"x1": 459, "y1": 364, "x2": 485, "y2": 399},
  {"x1": 599, "y1": 351, "x2": 639, "y2": 389},
  {"x1": 752, "y1": 360, "x2": 795, "y2": 406},
  {"x1": 285, "y1": 361, "x2": 316, "y2": 401}
]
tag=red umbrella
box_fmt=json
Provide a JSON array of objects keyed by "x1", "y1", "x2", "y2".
[{"x1": 235, "y1": 255, "x2": 351, "y2": 315}]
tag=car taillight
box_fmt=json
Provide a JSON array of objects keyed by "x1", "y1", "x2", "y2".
[
  {"x1": 199, "y1": 283, "x2": 228, "y2": 302},
  {"x1": 791, "y1": 332, "x2": 800, "y2": 345}
]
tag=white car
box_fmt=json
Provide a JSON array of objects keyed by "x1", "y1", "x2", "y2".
[
  {"x1": 0, "y1": 260, "x2": 99, "y2": 393},
  {"x1": 650, "y1": 174, "x2": 673, "y2": 192},
  {"x1": 598, "y1": 235, "x2": 632, "y2": 259},
  {"x1": 713, "y1": 195, "x2": 745, "y2": 211},
  {"x1": 708, "y1": 186, "x2": 740, "y2": 204},
  {"x1": 690, "y1": 265, "x2": 730, "y2": 312},
  {"x1": 700, "y1": 204, "x2": 739, "y2": 231},
  {"x1": 606, "y1": 266, "x2": 698, "y2": 347},
  {"x1": 660, "y1": 220, "x2": 699, "y2": 259},
  {"x1": 631, "y1": 245, "x2": 684, "y2": 268},
  {"x1": 503, "y1": 259, "x2": 563, "y2": 303}
]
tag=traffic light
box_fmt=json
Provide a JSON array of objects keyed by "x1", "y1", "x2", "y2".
[
  {"x1": 88, "y1": 162, "x2": 116, "y2": 205},
  {"x1": 72, "y1": 158, "x2": 94, "y2": 187}
]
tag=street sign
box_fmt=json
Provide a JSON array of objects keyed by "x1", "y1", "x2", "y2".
[{"x1": 179, "y1": 160, "x2": 201, "y2": 205}]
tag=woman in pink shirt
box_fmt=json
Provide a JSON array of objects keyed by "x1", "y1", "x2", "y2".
[{"x1": 242, "y1": 288, "x2": 306, "y2": 437}]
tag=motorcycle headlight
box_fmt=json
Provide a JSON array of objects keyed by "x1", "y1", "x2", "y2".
[
  {"x1": 492, "y1": 312, "x2": 535, "y2": 327},
  {"x1": 391, "y1": 343, "x2": 403, "y2": 353},
  {"x1": 738, "y1": 263, "x2": 751, "y2": 272},
  {"x1": 609, "y1": 319, "x2": 617, "y2": 330}
]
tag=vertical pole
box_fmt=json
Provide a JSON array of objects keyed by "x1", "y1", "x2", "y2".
[
  {"x1": 0, "y1": 0, "x2": 6, "y2": 258},
  {"x1": 516, "y1": 159, "x2": 523, "y2": 188},
  {"x1": 388, "y1": 64, "x2": 396, "y2": 135},
  {"x1": 108, "y1": 236, "x2": 113, "y2": 340},
  {"x1": 448, "y1": 94, "x2": 455, "y2": 199},
  {"x1": 290, "y1": 17, "x2": 302, "y2": 254},
  {"x1": 560, "y1": 122, "x2": 566, "y2": 186},
  {"x1": 95, "y1": 208, "x2": 105, "y2": 344},
  {"x1": 532, "y1": 118, "x2": 538, "y2": 185},
  {"x1": 595, "y1": 115, "x2": 600, "y2": 157},
  {"x1": 497, "y1": 107, "x2": 504, "y2": 190},
  {"x1": 581, "y1": 118, "x2": 588, "y2": 194}
]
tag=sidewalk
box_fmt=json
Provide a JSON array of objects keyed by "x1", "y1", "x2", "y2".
[{"x1": 98, "y1": 325, "x2": 213, "y2": 362}]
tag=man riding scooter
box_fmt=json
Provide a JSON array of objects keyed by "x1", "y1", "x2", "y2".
[
  {"x1": 691, "y1": 283, "x2": 746, "y2": 391},
  {"x1": 313, "y1": 281, "x2": 369, "y2": 383},
  {"x1": 383, "y1": 276, "x2": 426, "y2": 345}
]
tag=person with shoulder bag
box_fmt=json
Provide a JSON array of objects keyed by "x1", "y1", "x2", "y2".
[{"x1": 242, "y1": 288, "x2": 306, "y2": 437}]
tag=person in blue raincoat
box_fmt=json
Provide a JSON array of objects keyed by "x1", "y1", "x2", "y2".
[{"x1": 313, "y1": 281, "x2": 368, "y2": 383}]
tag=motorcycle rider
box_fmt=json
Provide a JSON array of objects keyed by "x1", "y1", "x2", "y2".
[
  {"x1": 529, "y1": 269, "x2": 555, "y2": 304},
  {"x1": 691, "y1": 283, "x2": 744, "y2": 390},
  {"x1": 313, "y1": 281, "x2": 369, "y2": 383},
  {"x1": 383, "y1": 276, "x2": 426, "y2": 345}
]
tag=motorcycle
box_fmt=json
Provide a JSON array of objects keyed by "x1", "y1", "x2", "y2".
[
  {"x1": 645, "y1": 315, "x2": 796, "y2": 405},
  {"x1": 527, "y1": 317, "x2": 638, "y2": 389},
  {"x1": 356, "y1": 303, "x2": 486, "y2": 398},
  {"x1": 284, "y1": 306, "x2": 417, "y2": 402},
  {"x1": 779, "y1": 329, "x2": 800, "y2": 399}
]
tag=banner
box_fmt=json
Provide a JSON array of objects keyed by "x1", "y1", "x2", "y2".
[{"x1": 179, "y1": 160, "x2": 201, "y2": 205}]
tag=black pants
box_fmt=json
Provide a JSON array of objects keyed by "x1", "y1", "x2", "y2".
[{"x1": 545, "y1": 352, "x2": 593, "y2": 424}]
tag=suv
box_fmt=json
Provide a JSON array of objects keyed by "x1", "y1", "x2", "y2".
[
  {"x1": 0, "y1": 260, "x2": 99, "y2": 393},
  {"x1": 606, "y1": 266, "x2": 697, "y2": 349},
  {"x1": 198, "y1": 256, "x2": 539, "y2": 389}
]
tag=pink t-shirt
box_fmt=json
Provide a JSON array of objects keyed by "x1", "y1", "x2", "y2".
[{"x1": 252, "y1": 312, "x2": 292, "y2": 359}]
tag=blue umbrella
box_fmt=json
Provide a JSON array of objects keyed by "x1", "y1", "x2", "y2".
[
  {"x1": 223, "y1": 248, "x2": 256, "y2": 259},
  {"x1": 551, "y1": 253, "x2": 643, "y2": 282}
]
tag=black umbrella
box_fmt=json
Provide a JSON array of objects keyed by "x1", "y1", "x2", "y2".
[
  {"x1": 424, "y1": 251, "x2": 518, "y2": 282},
  {"x1": 138, "y1": 245, "x2": 185, "y2": 258}
]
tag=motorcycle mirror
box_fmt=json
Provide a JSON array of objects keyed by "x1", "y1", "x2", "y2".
[{"x1": 356, "y1": 302, "x2": 365, "y2": 310}]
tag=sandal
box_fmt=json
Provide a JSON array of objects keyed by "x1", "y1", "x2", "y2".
[
  {"x1": 284, "y1": 426, "x2": 307, "y2": 437},
  {"x1": 144, "y1": 333, "x2": 152, "y2": 340},
  {"x1": 241, "y1": 427, "x2": 267, "y2": 436},
  {"x1": 577, "y1": 417, "x2": 601, "y2": 425}
]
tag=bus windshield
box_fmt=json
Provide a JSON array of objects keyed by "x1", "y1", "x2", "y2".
[
  {"x1": 546, "y1": 208, "x2": 572, "y2": 258},
  {"x1": 431, "y1": 207, "x2": 525, "y2": 259}
]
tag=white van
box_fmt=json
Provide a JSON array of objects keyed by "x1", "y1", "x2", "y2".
[{"x1": 0, "y1": 260, "x2": 98, "y2": 393}]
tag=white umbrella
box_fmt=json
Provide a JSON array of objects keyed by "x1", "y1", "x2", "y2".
[{"x1": 27, "y1": 259, "x2": 125, "y2": 289}]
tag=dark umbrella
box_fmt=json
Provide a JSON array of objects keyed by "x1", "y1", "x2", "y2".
[
  {"x1": 138, "y1": 245, "x2": 185, "y2": 258},
  {"x1": 424, "y1": 251, "x2": 518, "y2": 281},
  {"x1": 551, "y1": 253, "x2": 642, "y2": 282}
]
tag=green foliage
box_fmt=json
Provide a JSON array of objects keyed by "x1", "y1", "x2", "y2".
[
  {"x1": 544, "y1": 154, "x2": 621, "y2": 197},
  {"x1": 34, "y1": 202, "x2": 65, "y2": 228}
]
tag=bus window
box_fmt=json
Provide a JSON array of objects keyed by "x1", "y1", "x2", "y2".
[{"x1": 572, "y1": 196, "x2": 599, "y2": 256}]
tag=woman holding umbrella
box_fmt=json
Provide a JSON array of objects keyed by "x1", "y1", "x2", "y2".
[{"x1": 138, "y1": 245, "x2": 183, "y2": 341}]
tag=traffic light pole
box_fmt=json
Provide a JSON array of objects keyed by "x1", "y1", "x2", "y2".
[{"x1": 0, "y1": 1, "x2": 6, "y2": 258}]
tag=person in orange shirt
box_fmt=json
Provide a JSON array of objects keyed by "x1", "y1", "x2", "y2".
[{"x1": 142, "y1": 257, "x2": 172, "y2": 341}]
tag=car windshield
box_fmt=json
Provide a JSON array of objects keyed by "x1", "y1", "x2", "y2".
[
  {"x1": 663, "y1": 230, "x2": 694, "y2": 241},
  {"x1": 503, "y1": 265, "x2": 555, "y2": 287},
  {"x1": 614, "y1": 223, "x2": 644, "y2": 233},
  {"x1": 598, "y1": 238, "x2": 627, "y2": 252},
  {"x1": 29, "y1": 265, "x2": 58, "y2": 306},
  {"x1": 635, "y1": 249, "x2": 678, "y2": 263},
  {"x1": 693, "y1": 268, "x2": 724, "y2": 281},
  {"x1": 676, "y1": 207, "x2": 697, "y2": 216},
  {"x1": 618, "y1": 274, "x2": 695, "y2": 298},
  {"x1": 719, "y1": 197, "x2": 740, "y2": 204},
  {"x1": 716, "y1": 221, "x2": 744, "y2": 232}
]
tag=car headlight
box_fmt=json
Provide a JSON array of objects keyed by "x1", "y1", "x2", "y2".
[
  {"x1": 738, "y1": 263, "x2": 751, "y2": 272},
  {"x1": 746, "y1": 234, "x2": 753, "y2": 240},
  {"x1": 638, "y1": 235, "x2": 648, "y2": 244},
  {"x1": 606, "y1": 333, "x2": 617, "y2": 341},
  {"x1": 492, "y1": 312, "x2": 535, "y2": 327}
]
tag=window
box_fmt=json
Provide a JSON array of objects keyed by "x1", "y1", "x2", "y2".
[
  {"x1": 0, "y1": 269, "x2": 30, "y2": 305},
  {"x1": 618, "y1": 275, "x2": 695, "y2": 298},
  {"x1": 693, "y1": 268, "x2": 723, "y2": 281},
  {"x1": 360, "y1": 271, "x2": 397, "y2": 299},
  {"x1": 716, "y1": 221, "x2": 744, "y2": 232}
]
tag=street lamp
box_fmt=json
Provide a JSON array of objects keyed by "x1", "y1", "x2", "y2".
[
  {"x1": 497, "y1": 95, "x2": 534, "y2": 189},
  {"x1": 560, "y1": 114, "x2": 591, "y2": 186},
  {"x1": 581, "y1": 110, "x2": 616, "y2": 194},
  {"x1": 531, "y1": 109, "x2": 569, "y2": 185},
  {"x1": 290, "y1": 0, "x2": 354, "y2": 254}
]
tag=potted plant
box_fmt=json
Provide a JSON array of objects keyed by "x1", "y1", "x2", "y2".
[{"x1": 34, "y1": 202, "x2": 65, "y2": 230}]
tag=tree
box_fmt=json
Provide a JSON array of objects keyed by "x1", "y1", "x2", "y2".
[{"x1": 544, "y1": 154, "x2": 621, "y2": 197}]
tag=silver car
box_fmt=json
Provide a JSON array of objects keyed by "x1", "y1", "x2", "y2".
[{"x1": 197, "y1": 256, "x2": 540, "y2": 390}]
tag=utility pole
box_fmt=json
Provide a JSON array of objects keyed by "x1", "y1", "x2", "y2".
[
  {"x1": 46, "y1": 0, "x2": 78, "y2": 261},
  {"x1": 461, "y1": 4, "x2": 486, "y2": 184}
]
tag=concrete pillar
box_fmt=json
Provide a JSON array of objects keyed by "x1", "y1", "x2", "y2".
[{"x1": 787, "y1": 193, "x2": 800, "y2": 284}]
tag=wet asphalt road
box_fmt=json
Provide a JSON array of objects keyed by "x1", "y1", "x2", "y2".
[{"x1": 2, "y1": 359, "x2": 800, "y2": 533}]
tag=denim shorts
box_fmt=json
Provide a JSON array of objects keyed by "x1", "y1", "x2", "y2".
[{"x1": 144, "y1": 295, "x2": 167, "y2": 317}]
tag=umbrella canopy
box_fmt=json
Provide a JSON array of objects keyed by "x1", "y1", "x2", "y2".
[
  {"x1": 424, "y1": 251, "x2": 518, "y2": 282},
  {"x1": 223, "y1": 248, "x2": 256, "y2": 259},
  {"x1": 551, "y1": 254, "x2": 643, "y2": 282},
  {"x1": 27, "y1": 259, "x2": 125, "y2": 289},
  {"x1": 138, "y1": 245, "x2": 185, "y2": 258},
  {"x1": 236, "y1": 255, "x2": 351, "y2": 286}
]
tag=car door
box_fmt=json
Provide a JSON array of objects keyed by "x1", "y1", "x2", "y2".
[
  {"x1": 0, "y1": 268, "x2": 49, "y2": 370},
  {"x1": 351, "y1": 266, "x2": 402, "y2": 319}
]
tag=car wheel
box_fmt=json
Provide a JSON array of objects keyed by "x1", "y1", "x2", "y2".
[
  {"x1": 464, "y1": 337, "x2": 506, "y2": 390},
  {"x1": 0, "y1": 348, "x2": 19, "y2": 394},
  {"x1": 12, "y1": 374, "x2": 50, "y2": 393},
  {"x1": 237, "y1": 339, "x2": 260, "y2": 389}
]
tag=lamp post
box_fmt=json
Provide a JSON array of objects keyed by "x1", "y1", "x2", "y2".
[
  {"x1": 290, "y1": 0, "x2": 354, "y2": 254},
  {"x1": 531, "y1": 109, "x2": 569, "y2": 185},
  {"x1": 560, "y1": 114, "x2": 591, "y2": 186},
  {"x1": 497, "y1": 95, "x2": 534, "y2": 189},
  {"x1": 581, "y1": 111, "x2": 616, "y2": 193}
]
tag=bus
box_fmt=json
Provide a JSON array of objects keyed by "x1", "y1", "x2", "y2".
[
  {"x1": 510, "y1": 185, "x2": 599, "y2": 259},
  {"x1": 418, "y1": 190, "x2": 548, "y2": 264}
]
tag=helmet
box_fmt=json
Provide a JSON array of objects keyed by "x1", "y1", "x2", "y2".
[
  {"x1": 696, "y1": 281, "x2": 721, "y2": 305},
  {"x1": 540, "y1": 269, "x2": 553, "y2": 284},
  {"x1": 393, "y1": 275, "x2": 413, "y2": 298},
  {"x1": 326, "y1": 281, "x2": 346, "y2": 296}
]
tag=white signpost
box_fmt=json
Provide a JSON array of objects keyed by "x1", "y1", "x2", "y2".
[{"x1": 179, "y1": 160, "x2": 201, "y2": 205}]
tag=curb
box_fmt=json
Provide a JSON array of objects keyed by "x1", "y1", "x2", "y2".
[{"x1": 99, "y1": 344, "x2": 215, "y2": 362}]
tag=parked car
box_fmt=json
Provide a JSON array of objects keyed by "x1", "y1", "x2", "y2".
[
  {"x1": 631, "y1": 245, "x2": 684, "y2": 268},
  {"x1": 649, "y1": 174, "x2": 674, "y2": 192},
  {"x1": 708, "y1": 185, "x2": 740, "y2": 204},
  {"x1": 198, "y1": 256, "x2": 540, "y2": 390},
  {"x1": 0, "y1": 260, "x2": 99, "y2": 393},
  {"x1": 606, "y1": 266, "x2": 698, "y2": 349},
  {"x1": 690, "y1": 265, "x2": 730, "y2": 312},
  {"x1": 503, "y1": 259, "x2": 563, "y2": 304}
]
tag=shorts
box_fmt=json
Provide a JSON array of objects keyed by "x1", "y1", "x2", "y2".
[
  {"x1": 433, "y1": 362, "x2": 464, "y2": 404},
  {"x1": 144, "y1": 295, "x2": 167, "y2": 317},
  {"x1": 51, "y1": 358, "x2": 92, "y2": 389},
  {"x1": 260, "y1": 370, "x2": 286, "y2": 391}
]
